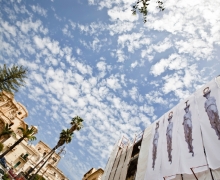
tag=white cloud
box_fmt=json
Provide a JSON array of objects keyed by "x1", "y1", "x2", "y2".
[
  {"x1": 62, "y1": 25, "x2": 74, "y2": 38},
  {"x1": 129, "y1": 86, "x2": 138, "y2": 100},
  {"x1": 75, "y1": 62, "x2": 92, "y2": 75},
  {"x1": 97, "y1": 61, "x2": 107, "y2": 72},
  {"x1": 109, "y1": 21, "x2": 134, "y2": 35},
  {"x1": 145, "y1": 91, "x2": 167, "y2": 105},
  {"x1": 152, "y1": 37, "x2": 172, "y2": 53},
  {"x1": 91, "y1": 37, "x2": 101, "y2": 51},
  {"x1": 162, "y1": 73, "x2": 184, "y2": 95},
  {"x1": 108, "y1": 6, "x2": 138, "y2": 22},
  {"x1": 118, "y1": 33, "x2": 151, "y2": 53},
  {"x1": 115, "y1": 49, "x2": 127, "y2": 62},
  {"x1": 17, "y1": 58, "x2": 39, "y2": 70},
  {"x1": 106, "y1": 75, "x2": 122, "y2": 91},
  {"x1": 76, "y1": 48, "x2": 82, "y2": 55},
  {"x1": 16, "y1": 19, "x2": 45, "y2": 34},
  {"x1": 0, "y1": 21, "x2": 16, "y2": 36},
  {"x1": 131, "y1": 61, "x2": 138, "y2": 68},
  {"x1": 31, "y1": 5, "x2": 47, "y2": 17},
  {"x1": 150, "y1": 54, "x2": 188, "y2": 76},
  {"x1": 33, "y1": 36, "x2": 61, "y2": 55}
]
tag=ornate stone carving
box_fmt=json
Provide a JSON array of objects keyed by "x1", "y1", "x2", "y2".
[
  {"x1": 0, "y1": 95, "x2": 9, "y2": 107},
  {"x1": 8, "y1": 110, "x2": 16, "y2": 120}
]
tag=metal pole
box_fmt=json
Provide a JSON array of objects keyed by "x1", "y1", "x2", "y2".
[
  {"x1": 200, "y1": 130, "x2": 214, "y2": 180},
  {"x1": 209, "y1": 168, "x2": 215, "y2": 180},
  {"x1": 190, "y1": 168, "x2": 198, "y2": 180},
  {"x1": 181, "y1": 174, "x2": 183, "y2": 180}
]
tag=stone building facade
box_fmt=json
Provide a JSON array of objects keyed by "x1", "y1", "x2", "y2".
[
  {"x1": 0, "y1": 91, "x2": 68, "y2": 180},
  {"x1": 82, "y1": 168, "x2": 104, "y2": 180}
]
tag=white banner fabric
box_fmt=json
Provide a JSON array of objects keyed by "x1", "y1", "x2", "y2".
[
  {"x1": 177, "y1": 95, "x2": 207, "y2": 174},
  {"x1": 119, "y1": 145, "x2": 133, "y2": 180},
  {"x1": 101, "y1": 141, "x2": 120, "y2": 180},
  {"x1": 195, "y1": 79, "x2": 220, "y2": 169},
  {"x1": 161, "y1": 107, "x2": 180, "y2": 178},
  {"x1": 213, "y1": 167, "x2": 220, "y2": 179},
  {"x1": 170, "y1": 169, "x2": 213, "y2": 180},
  {"x1": 109, "y1": 148, "x2": 122, "y2": 180},
  {"x1": 114, "y1": 147, "x2": 127, "y2": 180},
  {"x1": 135, "y1": 124, "x2": 153, "y2": 180},
  {"x1": 144, "y1": 117, "x2": 164, "y2": 180}
]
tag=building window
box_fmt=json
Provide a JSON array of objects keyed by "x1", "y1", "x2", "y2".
[
  {"x1": 18, "y1": 112, "x2": 22, "y2": 115},
  {"x1": 14, "y1": 161, "x2": 21, "y2": 168},
  {"x1": 22, "y1": 153, "x2": 29, "y2": 160},
  {"x1": 52, "y1": 157, "x2": 57, "y2": 162}
]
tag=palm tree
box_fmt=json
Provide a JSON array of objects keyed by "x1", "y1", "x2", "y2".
[
  {"x1": 29, "y1": 129, "x2": 73, "y2": 180},
  {"x1": 0, "y1": 142, "x2": 3, "y2": 152},
  {"x1": 0, "y1": 64, "x2": 27, "y2": 93},
  {"x1": 131, "y1": 0, "x2": 165, "y2": 23},
  {"x1": 0, "y1": 125, "x2": 36, "y2": 159},
  {"x1": 27, "y1": 116, "x2": 83, "y2": 179},
  {"x1": 69, "y1": 116, "x2": 83, "y2": 132},
  {"x1": 0, "y1": 123, "x2": 15, "y2": 142}
]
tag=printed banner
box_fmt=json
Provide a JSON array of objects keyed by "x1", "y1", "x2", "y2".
[
  {"x1": 120, "y1": 145, "x2": 133, "y2": 180},
  {"x1": 108, "y1": 148, "x2": 122, "y2": 180},
  {"x1": 161, "y1": 107, "x2": 180, "y2": 178},
  {"x1": 114, "y1": 147, "x2": 127, "y2": 180},
  {"x1": 135, "y1": 124, "x2": 153, "y2": 180},
  {"x1": 195, "y1": 79, "x2": 220, "y2": 169},
  {"x1": 101, "y1": 140, "x2": 121, "y2": 180},
  {"x1": 177, "y1": 95, "x2": 206, "y2": 174},
  {"x1": 144, "y1": 116, "x2": 164, "y2": 180}
]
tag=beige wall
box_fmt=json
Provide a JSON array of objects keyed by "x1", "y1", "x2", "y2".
[
  {"x1": 0, "y1": 91, "x2": 28, "y2": 139},
  {"x1": 83, "y1": 168, "x2": 104, "y2": 180},
  {"x1": 0, "y1": 91, "x2": 68, "y2": 180}
]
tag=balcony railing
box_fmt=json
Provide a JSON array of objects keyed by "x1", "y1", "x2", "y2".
[{"x1": 19, "y1": 154, "x2": 29, "y2": 162}]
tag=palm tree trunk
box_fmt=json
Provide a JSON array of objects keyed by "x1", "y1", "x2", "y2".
[
  {"x1": 0, "y1": 137, "x2": 24, "y2": 159},
  {"x1": 69, "y1": 125, "x2": 76, "y2": 133},
  {"x1": 29, "y1": 150, "x2": 56, "y2": 180},
  {"x1": 25, "y1": 146, "x2": 56, "y2": 178}
]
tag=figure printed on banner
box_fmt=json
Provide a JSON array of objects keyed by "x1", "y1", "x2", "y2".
[
  {"x1": 182, "y1": 100, "x2": 194, "y2": 156},
  {"x1": 203, "y1": 87, "x2": 220, "y2": 140},
  {"x1": 152, "y1": 122, "x2": 159, "y2": 170},
  {"x1": 166, "y1": 112, "x2": 173, "y2": 163}
]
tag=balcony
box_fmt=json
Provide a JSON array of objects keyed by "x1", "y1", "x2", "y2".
[{"x1": 19, "y1": 154, "x2": 29, "y2": 162}]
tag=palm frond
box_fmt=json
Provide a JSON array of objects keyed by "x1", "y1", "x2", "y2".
[
  {"x1": 28, "y1": 136, "x2": 37, "y2": 141},
  {"x1": 0, "y1": 64, "x2": 27, "y2": 93},
  {"x1": 17, "y1": 124, "x2": 37, "y2": 141},
  {"x1": 0, "y1": 123, "x2": 15, "y2": 138},
  {"x1": 59, "y1": 129, "x2": 73, "y2": 144},
  {"x1": 70, "y1": 116, "x2": 84, "y2": 131}
]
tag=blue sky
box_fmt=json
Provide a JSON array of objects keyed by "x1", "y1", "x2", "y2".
[{"x1": 0, "y1": 0, "x2": 220, "y2": 179}]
